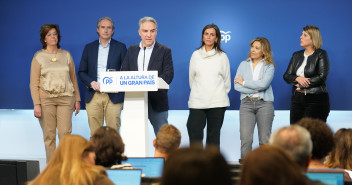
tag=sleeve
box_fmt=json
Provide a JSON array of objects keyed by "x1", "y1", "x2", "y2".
[
  {"x1": 30, "y1": 55, "x2": 41, "y2": 105},
  {"x1": 223, "y1": 54, "x2": 231, "y2": 93},
  {"x1": 243, "y1": 64, "x2": 275, "y2": 91},
  {"x1": 160, "y1": 47, "x2": 174, "y2": 84},
  {"x1": 306, "y1": 50, "x2": 330, "y2": 88},
  {"x1": 189, "y1": 53, "x2": 196, "y2": 89},
  {"x1": 234, "y1": 62, "x2": 257, "y2": 94},
  {"x1": 78, "y1": 45, "x2": 94, "y2": 87},
  {"x1": 68, "y1": 53, "x2": 81, "y2": 101},
  {"x1": 283, "y1": 53, "x2": 299, "y2": 85}
]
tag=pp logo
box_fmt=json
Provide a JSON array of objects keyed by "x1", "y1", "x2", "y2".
[
  {"x1": 103, "y1": 77, "x2": 113, "y2": 84},
  {"x1": 221, "y1": 31, "x2": 231, "y2": 43}
]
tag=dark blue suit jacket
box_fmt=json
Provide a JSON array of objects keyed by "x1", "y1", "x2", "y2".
[
  {"x1": 78, "y1": 39, "x2": 127, "y2": 104},
  {"x1": 121, "y1": 41, "x2": 174, "y2": 111}
]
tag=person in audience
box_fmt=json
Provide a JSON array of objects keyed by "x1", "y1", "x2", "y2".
[
  {"x1": 237, "y1": 145, "x2": 309, "y2": 185},
  {"x1": 27, "y1": 135, "x2": 113, "y2": 185},
  {"x1": 90, "y1": 126, "x2": 130, "y2": 169},
  {"x1": 283, "y1": 25, "x2": 330, "y2": 124},
  {"x1": 30, "y1": 24, "x2": 80, "y2": 163},
  {"x1": 296, "y1": 118, "x2": 334, "y2": 169},
  {"x1": 234, "y1": 37, "x2": 275, "y2": 160},
  {"x1": 153, "y1": 124, "x2": 181, "y2": 159},
  {"x1": 160, "y1": 146, "x2": 232, "y2": 185},
  {"x1": 325, "y1": 128, "x2": 352, "y2": 177},
  {"x1": 269, "y1": 125, "x2": 326, "y2": 185},
  {"x1": 186, "y1": 23, "x2": 231, "y2": 148},
  {"x1": 297, "y1": 118, "x2": 351, "y2": 180}
]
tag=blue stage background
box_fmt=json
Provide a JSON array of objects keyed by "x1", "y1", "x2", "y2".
[{"x1": 1, "y1": 0, "x2": 351, "y2": 110}]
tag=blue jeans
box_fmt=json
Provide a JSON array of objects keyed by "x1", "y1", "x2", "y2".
[
  {"x1": 148, "y1": 102, "x2": 168, "y2": 135},
  {"x1": 239, "y1": 99, "x2": 274, "y2": 158}
]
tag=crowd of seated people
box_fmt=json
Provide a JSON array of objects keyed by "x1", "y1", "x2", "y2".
[{"x1": 27, "y1": 117, "x2": 352, "y2": 185}]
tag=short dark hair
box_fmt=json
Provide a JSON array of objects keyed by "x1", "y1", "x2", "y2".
[
  {"x1": 90, "y1": 126, "x2": 126, "y2": 167},
  {"x1": 155, "y1": 124, "x2": 181, "y2": 155},
  {"x1": 39, "y1": 24, "x2": 61, "y2": 49},
  {"x1": 297, "y1": 117, "x2": 334, "y2": 160},
  {"x1": 160, "y1": 146, "x2": 232, "y2": 185},
  {"x1": 199, "y1": 24, "x2": 224, "y2": 53}
]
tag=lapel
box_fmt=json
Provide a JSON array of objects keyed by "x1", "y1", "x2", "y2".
[
  {"x1": 147, "y1": 41, "x2": 160, "y2": 70},
  {"x1": 295, "y1": 51, "x2": 305, "y2": 71},
  {"x1": 106, "y1": 40, "x2": 115, "y2": 70},
  {"x1": 92, "y1": 40, "x2": 100, "y2": 75}
]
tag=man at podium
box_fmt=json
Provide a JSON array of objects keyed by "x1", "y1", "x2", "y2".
[
  {"x1": 122, "y1": 16, "x2": 174, "y2": 135},
  {"x1": 78, "y1": 17, "x2": 127, "y2": 135}
]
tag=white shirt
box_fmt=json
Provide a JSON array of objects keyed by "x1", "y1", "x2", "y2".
[
  {"x1": 248, "y1": 60, "x2": 264, "y2": 98},
  {"x1": 137, "y1": 41, "x2": 155, "y2": 71},
  {"x1": 296, "y1": 53, "x2": 309, "y2": 77},
  {"x1": 188, "y1": 47, "x2": 231, "y2": 109},
  {"x1": 97, "y1": 39, "x2": 110, "y2": 82}
]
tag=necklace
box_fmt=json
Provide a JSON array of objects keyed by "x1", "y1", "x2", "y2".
[{"x1": 45, "y1": 48, "x2": 58, "y2": 62}]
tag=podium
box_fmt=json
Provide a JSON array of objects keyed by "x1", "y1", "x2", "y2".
[{"x1": 100, "y1": 71, "x2": 169, "y2": 157}]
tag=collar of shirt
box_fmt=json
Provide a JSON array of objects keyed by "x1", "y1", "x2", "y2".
[
  {"x1": 99, "y1": 39, "x2": 111, "y2": 48},
  {"x1": 137, "y1": 41, "x2": 155, "y2": 71},
  {"x1": 139, "y1": 41, "x2": 156, "y2": 50}
]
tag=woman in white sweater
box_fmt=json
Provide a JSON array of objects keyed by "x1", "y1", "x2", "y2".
[{"x1": 187, "y1": 24, "x2": 231, "y2": 147}]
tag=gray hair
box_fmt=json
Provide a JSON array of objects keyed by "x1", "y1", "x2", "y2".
[
  {"x1": 97, "y1": 17, "x2": 115, "y2": 30},
  {"x1": 138, "y1": 16, "x2": 157, "y2": 30},
  {"x1": 269, "y1": 125, "x2": 312, "y2": 167}
]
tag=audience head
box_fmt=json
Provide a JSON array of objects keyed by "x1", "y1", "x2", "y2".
[
  {"x1": 325, "y1": 128, "x2": 352, "y2": 170},
  {"x1": 238, "y1": 145, "x2": 309, "y2": 185},
  {"x1": 269, "y1": 125, "x2": 312, "y2": 169},
  {"x1": 91, "y1": 126, "x2": 127, "y2": 167},
  {"x1": 28, "y1": 135, "x2": 102, "y2": 185},
  {"x1": 160, "y1": 145, "x2": 232, "y2": 185},
  {"x1": 296, "y1": 117, "x2": 334, "y2": 160},
  {"x1": 154, "y1": 124, "x2": 181, "y2": 159}
]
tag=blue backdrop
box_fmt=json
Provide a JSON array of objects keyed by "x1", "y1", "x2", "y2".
[{"x1": 1, "y1": 0, "x2": 351, "y2": 110}]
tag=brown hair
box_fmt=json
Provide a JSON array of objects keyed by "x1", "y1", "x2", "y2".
[
  {"x1": 247, "y1": 37, "x2": 275, "y2": 67},
  {"x1": 303, "y1": 25, "x2": 323, "y2": 50},
  {"x1": 155, "y1": 124, "x2": 181, "y2": 155},
  {"x1": 90, "y1": 126, "x2": 127, "y2": 167},
  {"x1": 296, "y1": 117, "x2": 334, "y2": 160},
  {"x1": 238, "y1": 145, "x2": 309, "y2": 185},
  {"x1": 161, "y1": 146, "x2": 232, "y2": 185},
  {"x1": 325, "y1": 128, "x2": 352, "y2": 169},
  {"x1": 199, "y1": 24, "x2": 224, "y2": 53},
  {"x1": 28, "y1": 135, "x2": 106, "y2": 185},
  {"x1": 39, "y1": 24, "x2": 61, "y2": 49}
]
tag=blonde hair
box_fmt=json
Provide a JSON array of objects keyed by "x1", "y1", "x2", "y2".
[
  {"x1": 247, "y1": 37, "x2": 275, "y2": 67},
  {"x1": 303, "y1": 25, "x2": 323, "y2": 50},
  {"x1": 28, "y1": 135, "x2": 106, "y2": 185},
  {"x1": 155, "y1": 124, "x2": 181, "y2": 155}
]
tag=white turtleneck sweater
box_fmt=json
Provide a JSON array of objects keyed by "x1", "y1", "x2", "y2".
[{"x1": 188, "y1": 47, "x2": 231, "y2": 109}]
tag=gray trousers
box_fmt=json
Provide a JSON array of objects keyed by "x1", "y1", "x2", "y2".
[{"x1": 239, "y1": 99, "x2": 274, "y2": 158}]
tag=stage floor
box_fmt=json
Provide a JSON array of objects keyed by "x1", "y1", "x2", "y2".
[{"x1": 1, "y1": 109, "x2": 351, "y2": 171}]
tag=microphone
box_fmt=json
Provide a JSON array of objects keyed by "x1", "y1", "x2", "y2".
[{"x1": 143, "y1": 47, "x2": 146, "y2": 71}]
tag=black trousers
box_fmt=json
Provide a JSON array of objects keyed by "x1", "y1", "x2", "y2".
[
  {"x1": 186, "y1": 107, "x2": 226, "y2": 146},
  {"x1": 290, "y1": 92, "x2": 330, "y2": 124}
]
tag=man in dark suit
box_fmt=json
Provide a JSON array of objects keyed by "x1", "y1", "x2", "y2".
[
  {"x1": 122, "y1": 16, "x2": 174, "y2": 135},
  {"x1": 78, "y1": 17, "x2": 127, "y2": 135}
]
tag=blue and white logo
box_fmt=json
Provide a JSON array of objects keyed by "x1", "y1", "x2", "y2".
[
  {"x1": 103, "y1": 77, "x2": 113, "y2": 84},
  {"x1": 221, "y1": 31, "x2": 231, "y2": 43}
]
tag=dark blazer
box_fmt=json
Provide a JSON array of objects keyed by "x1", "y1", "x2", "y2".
[
  {"x1": 121, "y1": 41, "x2": 174, "y2": 111},
  {"x1": 283, "y1": 49, "x2": 330, "y2": 94},
  {"x1": 78, "y1": 39, "x2": 127, "y2": 103}
]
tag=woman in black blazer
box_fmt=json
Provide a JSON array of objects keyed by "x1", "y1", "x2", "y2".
[{"x1": 283, "y1": 25, "x2": 330, "y2": 124}]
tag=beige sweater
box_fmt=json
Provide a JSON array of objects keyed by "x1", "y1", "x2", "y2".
[{"x1": 30, "y1": 49, "x2": 80, "y2": 105}]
